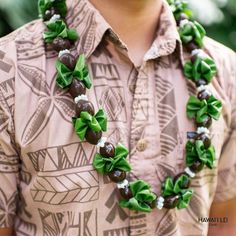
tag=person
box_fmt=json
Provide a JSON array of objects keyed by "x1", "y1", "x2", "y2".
[{"x1": 0, "y1": 0, "x2": 235, "y2": 235}]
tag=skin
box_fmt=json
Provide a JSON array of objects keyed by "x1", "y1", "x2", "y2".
[
  {"x1": 0, "y1": 228, "x2": 13, "y2": 236},
  {"x1": 0, "y1": 1, "x2": 235, "y2": 235},
  {"x1": 89, "y1": 0, "x2": 163, "y2": 66},
  {"x1": 208, "y1": 197, "x2": 236, "y2": 236}
]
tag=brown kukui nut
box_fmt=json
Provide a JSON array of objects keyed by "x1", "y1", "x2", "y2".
[
  {"x1": 185, "y1": 41, "x2": 199, "y2": 52},
  {"x1": 119, "y1": 186, "x2": 133, "y2": 200},
  {"x1": 108, "y1": 169, "x2": 126, "y2": 183},
  {"x1": 85, "y1": 129, "x2": 102, "y2": 145},
  {"x1": 68, "y1": 79, "x2": 86, "y2": 98},
  {"x1": 59, "y1": 53, "x2": 76, "y2": 70},
  {"x1": 100, "y1": 142, "x2": 115, "y2": 158},
  {"x1": 195, "y1": 79, "x2": 208, "y2": 87},
  {"x1": 196, "y1": 116, "x2": 212, "y2": 128},
  {"x1": 189, "y1": 160, "x2": 205, "y2": 173},
  {"x1": 52, "y1": 37, "x2": 72, "y2": 52},
  {"x1": 197, "y1": 133, "x2": 211, "y2": 149},
  {"x1": 76, "y1": 100, "x2": 95, "y2": 117},
  {"x1": 163, "y1": 195, "x2": 180, "y2": 209},
  {"x1": 43, "y1": 7, "x2": 58, "y2": 21},
  {"x1": 197, "y1": 90, "x2": 211, "y2": 101}
]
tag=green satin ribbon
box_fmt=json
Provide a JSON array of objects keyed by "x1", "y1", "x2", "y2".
[
  {"x1": 184, "y1": 57, "x2": 217, "y2": 83},
  {"x1": 72, "y1": 110, "x2": 107, "y2": 141},
  {"x1": 119, "y1": 180, "x2": 157, "y2": 213},
  {"x1": 93, "y1": 143, "x2": 131, "y2": 174},
  {"x1": 56, "y1": 54, "x2": 92, "y2": 89},
  {"x1": 38, "y1": 0, "x2": 67, "y2": 18},
  {"x1": 161, "y1": 176, "x2": 193, "y2": 209},
  {"x1": 186, "y1": 95, "x2": 222, "y2": 123},
  {"x1": 43, "y1": 20, "x2": 78, "y2": 43},
  {"x1": 186, "y1": 140, "x2": 215, "y2": 169},
  {"x1": 179, "y1": 21, "x2": 206, "y2": 48}
]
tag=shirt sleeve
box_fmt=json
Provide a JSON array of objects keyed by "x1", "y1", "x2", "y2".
[
  {"x1": 213, "y1": 50, "x2": 236, "y2": 203},
  {"x1": 0, "y1": 40, "x2": 19, "y2": 227}
]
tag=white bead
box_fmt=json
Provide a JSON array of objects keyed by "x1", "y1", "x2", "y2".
[
  {"x1": 191, "y1": 49, "x2": 203, "y2": 57},
  {"x1": 197, "y1": 85, "x2": 207, "y2": 92},
  {"x1": 58, "y1": 49, "x2": 70, "y2": 58},
  {"x1": 156, "y1": 202, "x2": 164, "y2": 210},
  {"x1": 157, "y1": 196, "x2": 165, "y2": 203},
  {"x1": 117, "y1": 179, "x2": 129, "y2": 189},
  {"x1": 74, "y1": 95, "x2": 88, "y2": 104},
  {"x1": 49, "y1": 14, "x2": 61, "y2": 22},
  {"x1": 179, "y1": 19, "x2": 189, "y2": 28},
  {"x1": 197, "y1": 127, "x2": 210, "y2": 135},
  {"x1": 184, "y1": 167, "x2": 196, "y2": 178},
  {"x1": 96, "y1": 137, "x2": 107, "y2": 148},
  {"x1": 191, "y1": 49, "x2": 208, "y2": 60}
]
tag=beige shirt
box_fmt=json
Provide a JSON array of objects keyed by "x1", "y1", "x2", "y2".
[{"x1": 0, "y1": 0, "x2": 236, "y2": 235}]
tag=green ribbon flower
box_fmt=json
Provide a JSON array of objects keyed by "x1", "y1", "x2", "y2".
[
  {"x1": 72, "y1": 110, "x2": 107, "y2": 141},
  {"x1": 179, "y1": 20, "x2": 206, "y2": 48},
  {"x1": 43, "y1": 20, "x2": 78, "y2": 43},
  {"x1": 38, "y1": 0, "x2": 67, "y2": 18},
  {"x1": 93, "y1": 143, "x2": 131, "y2": 174},
  {"x1": 119, "y1": 180, "x2": 157, "y2": 213},
  {"x1": 56, "y1": 54, "x2": 92, "y2": 89},
  {"x1": 161, "y1": 176, "x2": 193, "y2": 209},
  {"x1": 184, "y1": 57, "x2": 217, "y2": 83},
  {"x1": 186, "y1": 140, "x2": 215, "y2": 169},
  {"x1": 186, "y1": 95, "x2": 222, "y2": 123}
]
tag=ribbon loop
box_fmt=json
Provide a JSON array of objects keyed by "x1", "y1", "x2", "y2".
[
  {"x1": 179, "y1": 20, "x2": 206, "y2": 48},
  {"x1": 186, "y1": 95, "x2": 222, "y2": 123},
  {"x1": 56, "y1": 54, "x2": 92, "y2": 89},
  {"x1": 72, "y1": 109, "x2": 107, "y2": 141},
  {"x1": 43, "y1": 20, "x2": 78, "y2": 43},
  {"x1": 93, "y1": 143, "x2": 131, "y2": 174},
  {"x1": 186, "y1": 140, "x2": 215, "y2": 169},
  {"x1": 161, "y1": 176, "x2": 193, "y2": 209},
  {"x1": 119, "y1": 180, "x2": 156, "y2": 212},
  {"x1": 184, "y1": 56, "x2": 217, "y2": 83}
]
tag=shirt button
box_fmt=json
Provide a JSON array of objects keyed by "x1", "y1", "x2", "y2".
[{"x1": 136, "y1": 139, "x2": 148, "y2": 152}]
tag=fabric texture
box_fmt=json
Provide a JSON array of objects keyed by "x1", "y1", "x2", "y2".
[{"x1": 0, "y1": 0, "x2": 235, "y2": 235}]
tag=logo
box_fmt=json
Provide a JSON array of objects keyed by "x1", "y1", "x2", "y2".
[{"x1": 198, "y1": 217, "x2": 228, "y2": 226}]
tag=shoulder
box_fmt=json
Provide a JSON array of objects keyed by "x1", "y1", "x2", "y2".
[
  {"x1": 0, "y1": 19, "x2": 44, "y2": 51},
  {"x1": 204, "y1": 36, "x2": 236, "y2": 71},
  {"x1": 204, "y1": 37, "x2": 236, "y2": 101},
  {"x1": 0, "y1": 19, "x2": 45, "y2": 98},
  {"x1": 0, "y1": 19, "x2": 45, "y2": 70}
]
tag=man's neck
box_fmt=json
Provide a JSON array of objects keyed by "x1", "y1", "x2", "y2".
[{"x1": 89, "y1": 0, "x2": 162, "y2": 66}]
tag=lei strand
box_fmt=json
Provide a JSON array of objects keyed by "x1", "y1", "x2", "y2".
[{"x1": 39, "y1": 0, "x2": 222, "y2": 212}]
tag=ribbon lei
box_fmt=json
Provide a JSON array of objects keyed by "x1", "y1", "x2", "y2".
[
  {"x1": 93, "y1": 143, "x2": 131, "y2": 174},
  {"x1": 119, "y1": 180, "x2": 157, "y2": 213},
  {"x1": 72, "y1": 109, "x2": 107, "y2": 141},
  {"x1": 56, "y1": 54, "x2": 92, "y2": 89},
  {"x1": 186, "y1": 140, "x2": 215, "y2": 169},
  {"x1": 161, "y1": 176, "x2": 193, "y2": 209},
  {"x1": 186, "y1": 95, "x2": 222, "y2": 123}
]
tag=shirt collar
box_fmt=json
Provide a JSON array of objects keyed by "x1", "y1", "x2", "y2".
[{"x1": 66, "y1": 0, "x2": 184, "y2": 65}]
